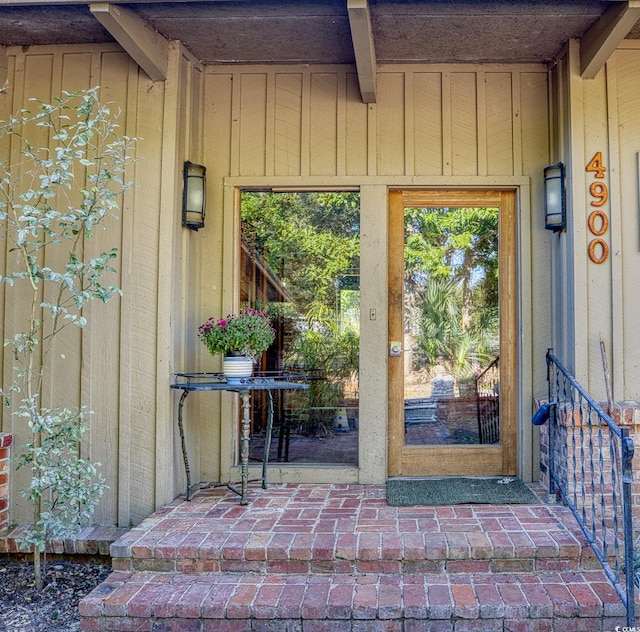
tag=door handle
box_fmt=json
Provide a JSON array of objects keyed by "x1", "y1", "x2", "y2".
[{"x1": 390, "y1": 341, "x2": 402, "y2": 357}]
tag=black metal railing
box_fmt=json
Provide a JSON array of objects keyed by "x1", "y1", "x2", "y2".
[
  {"x1": 546, "y1": 350, "x2": 635, "y2": 626},
  {"x1": 476, "y1": 356, "x2": 499, "y2": 444}
]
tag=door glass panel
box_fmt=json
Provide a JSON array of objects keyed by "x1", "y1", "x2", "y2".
[
  {"x1": 240, "y1": 191, "x2": 360, "y2": 465},
  {"x1": 403, "y1": 206, "x2": 500, "y2": 446}
]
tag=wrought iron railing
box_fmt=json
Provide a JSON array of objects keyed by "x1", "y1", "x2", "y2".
[
  {"x1": 546, "y1": 350, "x2": 635, "y2": 626},
  {"x1": 475, "y1": 356, "x2": 499, "y2": 444}
]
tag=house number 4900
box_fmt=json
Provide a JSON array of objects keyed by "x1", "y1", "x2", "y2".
[{"x1": 586, "y1": 152, "x2": 610, "y2": 264}]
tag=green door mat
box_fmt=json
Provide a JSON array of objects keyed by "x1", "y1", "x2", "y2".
[{"x1": 387, "y1": 477, "x2": 540, "y2": 506}]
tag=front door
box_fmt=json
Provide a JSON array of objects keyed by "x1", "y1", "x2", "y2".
[{"x1": 388, "y1": 190, "x2": 516, "y2": 477}]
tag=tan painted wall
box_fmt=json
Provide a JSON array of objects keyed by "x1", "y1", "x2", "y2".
[
  {"x1": 197, "y1": 63, "x2": 550, "y2": 486},
  {"x1": 609, "y1": 43, "x2": 640, "y2": 402},
  {"x1": 0, "y1": 43, "x2": 202, "y2": 527},
  {"x1": 1, "y1": 43, "x2": 556, "y2": 525},
  {"x1": 201, "y1": 65, "x2": 551, "y2": 180},
  {"x1": 551, "y1": 41, "x2": 640, "y2": 402}
]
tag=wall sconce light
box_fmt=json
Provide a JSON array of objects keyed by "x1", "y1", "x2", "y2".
[
  {"x1": 544, "y1": 162, "x2": 566, "y2": 232},
  {"x1": 182, "y1": 161, "x2": 206, "y2": 231}
]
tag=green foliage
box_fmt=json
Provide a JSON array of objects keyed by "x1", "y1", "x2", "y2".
[
  {"x1": 198, "y1": 307, "x2": 276, "y2": 359},
  {"x1": 404, "y1": 205, "x2": 498, "y2": 292},
  {"x1": 288, "y1": 321, "x2": 359, "y2": 381},
  {"x1": 405, "y1": 206, "x2": 499, "y2": 376},
  {"x1": 0, "y1": 88, "x2": 130, "y2": 337},
  {"x1": 285, "y1": 309, "x2": 359, "y2": 437},
  {"x1": 13, "y1": 403, "x2": 106, "y2": 549},
  {"x1": 241, "y1": 192, "x2": 360, "y2": 312},
  {"x1": 0, "y1": 87, "x2": 136, "y2": 588},
  {"x1": 241, "y1": 191, "x2": 360, "y2": 437}
]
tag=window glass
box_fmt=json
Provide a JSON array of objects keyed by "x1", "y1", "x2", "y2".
[
  {"x1": 241, "y1": 192, "x2": 360, "y2": 465},
  {"x1": 403, "y1": 206, "x2": 500, "y2": 446}
]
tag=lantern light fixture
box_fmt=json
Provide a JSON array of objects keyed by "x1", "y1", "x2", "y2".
[
  {"x1": 544, "y1": 162, "x2": 566, "y2": 232},
  {"x1": 182, "y1": 161, "x2": 206, "y2": 231}
]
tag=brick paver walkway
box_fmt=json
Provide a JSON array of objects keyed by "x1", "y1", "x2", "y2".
[
  {"x1": 109, "y1": 484, "x2": 596, "y2": 572},
  {"x1": 80, "y1": 483, "x2": 630, "y2": 631}
]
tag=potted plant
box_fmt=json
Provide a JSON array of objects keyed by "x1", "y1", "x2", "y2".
[{"x1": 198, "y1": 307, "x2": 275, "y2": 382}]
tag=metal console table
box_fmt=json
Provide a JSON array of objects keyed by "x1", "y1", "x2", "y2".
[{"x1": 170, "y1": 372, "x2": 308, "y2": 504}]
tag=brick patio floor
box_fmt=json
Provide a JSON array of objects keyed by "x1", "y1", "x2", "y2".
[{"x1": 79, "y1": 482, "x2": 631, "y2": 631}]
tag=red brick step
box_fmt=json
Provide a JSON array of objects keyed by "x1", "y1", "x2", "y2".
[
  {"x1": 79, "y1": 484, "x2": 630, "y2": 630},
  {"x1": 108, "y1": 484, "x2": 598, "y2": 575},
  {"x1": 80, "y1": 568, "x2": 627, "y2": 631}
]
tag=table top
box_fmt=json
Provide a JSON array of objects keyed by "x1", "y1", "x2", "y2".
[{"x1": 171, "y1": 371, "x2": 310, "y2": 392}]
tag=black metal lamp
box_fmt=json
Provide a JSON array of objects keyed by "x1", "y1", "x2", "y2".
[
  {"x1": 182, "y1": 161, "x2": 206, "y2": 231},
  {"x1": 544, "y1": 162, "x2": 566, "y2": 232}
]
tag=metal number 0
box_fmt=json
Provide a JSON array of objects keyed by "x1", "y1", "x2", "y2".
[{"x1": 588, "y1": 238, "x2": 609, "y2": 264}]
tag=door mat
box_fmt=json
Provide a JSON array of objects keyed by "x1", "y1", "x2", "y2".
[{"x1": 386, "y1": 477, "x2": 540, "y2": 506}]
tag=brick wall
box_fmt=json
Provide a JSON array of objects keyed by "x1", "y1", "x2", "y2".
[
  {"x1": 537, "y1": 399, "x2": 640, "y2": 538},
  {"x1": 0, "y1": 433, "x2": 13, "y2": 532},
  {"x1": 434, "y1": 396, "x2": 479, "y2": 441}
]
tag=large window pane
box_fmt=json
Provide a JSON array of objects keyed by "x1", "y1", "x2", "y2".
[
  {"x1": 403, "y1": 206, "x2": 500, "y2": 446},
  {"x1": 241, "y1": 192, "x2": 360, "y2": 465}
]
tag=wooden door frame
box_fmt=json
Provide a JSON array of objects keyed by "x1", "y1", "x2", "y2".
[{"x1": 388, "y1": 189, "x2": 517, "y2": 478}]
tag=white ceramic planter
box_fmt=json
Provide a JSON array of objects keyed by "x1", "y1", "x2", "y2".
[{"x1": 222, "y1": 355, "x2": 253, "y2": 383}]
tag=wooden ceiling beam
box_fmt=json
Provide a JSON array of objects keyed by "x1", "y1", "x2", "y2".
[
  {"x1": 580, "y1": 0, "x2": 640, "y2": 78},
  {"x1": 89, "y1": 2, "x2": 169, "y2": 81},
  {"x1": 347, "y1": 0, "x2": 377, "y2": 103}
]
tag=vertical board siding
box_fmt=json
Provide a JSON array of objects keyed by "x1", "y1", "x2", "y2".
[
  {"x1": 1, "y1": 45, "x2": 166, "y2": 527},
  {"x1": 79, "y1": 51, "x2": 130, "y2": 525},
  {"x1": 204, "y1": 62, "x2": 547, "y2": 486},
  {"x1": 208, "y1": 64, "x2": 547, "y2": 181},
  {"x1": 520, "y1": 71, "x2": 552, "y2": 402},
  {"x1": 376, "y1": 72, "x2": 406, "y2": 176},
  {"x1": 97, "y1": 53, "x2": 162, "y2": 527},
  {"x1": 413, "y1": 72, "x2": 444, "y2": 175},
  {"x1": 5, "y1": 52, "x2": 58, "y2": 522},
  {"x1": 274, "y1": 73, "x2": 303, "y2": 176},
  {"x1": 344, "y1": 72, "x2": 368, "y2": 175},
  {"x1": 519, "y1": 73, "x2": 549, "y2": 170},
  {"x1": 485, "y1": 73, "x2": 514, "y2": 176},
  {"x1": 614, "y1": 49, "x2": 640, "y2": 399},
  {"x1": 124, "y1": 75, "x2": 164, "y2": 525},
  {"x1": 450, "y1": 73, "x2": 478, "y2": 175},
  {"x1": 45, "y1": 52, "x2": 94, "y2": 413},
  {"x1": 2, "y1": 55, "x2": 551, "y2": 526},
  {"x1": 239, "y1": 74, "x2": 268, "y2": 176},
  {"x1": 6, "y1": 48, "x2": 640, "y2": 509},
  {"x1": 551, "y1": 45, "x2": 640, "y2": 402},
  {"x1": 200, "y1": 70, "x2": 231, "y2": 352},
  {"x1": 197, "y1": 72, "x2": 234, "y2": 483},
  {"x1": 155, "y1": 46, "x2": 195, "y2": 509},
  {"x1": 309, "y1": 73, "x2": 339, "y2": 176},
  {"x1": 581, "y1": 72, "x2": 613, "y2": 397}
]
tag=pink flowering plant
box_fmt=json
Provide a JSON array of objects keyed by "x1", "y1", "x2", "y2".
[{"x1": 198, "y1": 307, "x2": 276, "y2": 359}]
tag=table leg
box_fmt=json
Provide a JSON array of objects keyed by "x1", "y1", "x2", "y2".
[
  {"x1": 262, "y1": 390, "x2": 274, "y2": 489},
  {"x1": 239, "y1": 390, "x2": 251, "y2": 504},
  {"x1": 176, "y1": 390, "x2": 193, "y2": 500}
]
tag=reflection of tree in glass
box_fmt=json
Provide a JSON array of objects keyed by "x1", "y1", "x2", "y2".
[
  {"x1": 241, "y1": 192, "x2": 360, "y2": 438},
  {"x1": 404, "y1": 206, "x2": 499, "y2": 377},
  {"x1": 241, "y1": 192, "x2": 360, "y2": 314}
]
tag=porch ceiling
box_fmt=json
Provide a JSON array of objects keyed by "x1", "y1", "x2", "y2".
[{"x1": 0, "y1": 0, "x2": 639, "y2": 100}]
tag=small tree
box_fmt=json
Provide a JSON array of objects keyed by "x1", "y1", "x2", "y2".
[{"x1": 0, "y1": 87, "x2": 136, "y2": 588}]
